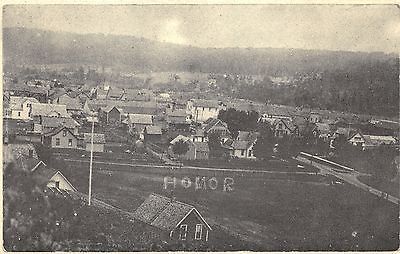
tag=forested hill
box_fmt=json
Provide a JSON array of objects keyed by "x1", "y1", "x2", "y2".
[
  {"x1": 3, "y1": 27, "x2": 399, "y2": 117},
  {"x1": 3, "y1": 27, "x2": 397, "y2": 75}
]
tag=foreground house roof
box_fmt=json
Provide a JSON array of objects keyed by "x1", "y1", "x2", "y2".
[{"x1": 134, "y1": 193, "x2": 211, "y2": 232}]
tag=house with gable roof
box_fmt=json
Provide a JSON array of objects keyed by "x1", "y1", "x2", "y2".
[
  {"x1": 34, "y1": 116, "x2": 80, "y2": 135},
  {"x1": 122, "y1": 113, "x2": 154, "y2": 136},
  {"x1": 202, "y1": 118, "x2": 231, "y2": 139},
  {"x1": 262, "y1": 118, "x2": 299, "y2": 138},
  {"x1": 32, "y1": 166, "x2": 77, "y2": 192},
  {"x1": 134, "y1": 193, "x2": 212, "y2": 242},
  {"x1": 50, "y1": 92, "x2": 83, "y2": 115},
  {"x1": 144, "y1": 125, "x2": 163, "y2": 143},
  {"x1": 348, "y1": 131, "x2": 398, "y2": 150},
  {"x1": 42, "y1": 126, "x2": 78, "y2": 149},
  {"x1": 231, "y1": 131, "x2": 259, "y2": 159},
  {"x1": 168, "y1": 135, "x2": 210, "y2": 160},
  {"x1": 166, "y1": 108, "x2": 190, "y2": 131},
  {"x1": 6, "y1": 96, "x2": 39, "y2": 120},
  {"x1": 99, "y1": 105, "x2": 122, "y2": 124}
]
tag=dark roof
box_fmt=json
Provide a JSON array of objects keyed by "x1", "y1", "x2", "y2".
[
  {"x1": 233, "y1": 131, "x2": 259, "y2": 149},
  {"x1": 134, "y1": 193, "x2": 211, "y2": 231},
  {"x1": 41, "y1": 116, "x2": 80, "y2": 129},
  {"x1": 48, "y1": 88, "x2": 67, "y2": 100},
  {"x1": 232, "y1": 140, "x2": 249, "y2": 150},
  {"x1": 43, "y1": 126, "x2": 77, "y2": 138},
  {"x1": 203, "y1": 118, "x2": 229, "y2": 133},
  {"x1": 32, "y1": 166, "x2": 58, "y2": 186},
  {"x1": 83, "y1": 133, "x2": 106, "y2": 144},
  {"x1": 107, "y1": 87, "x2": 124, "y2": 99}
]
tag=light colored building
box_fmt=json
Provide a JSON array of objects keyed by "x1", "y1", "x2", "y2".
[
  {"x1": 6, "y1": 96, "x2": 39, "y2": 120},
  {"x1": 231, "y1": 131, "x2": 259, "y2": 159},
  {"x1": 187, "y1": 99, "x2": 222, "y2": 123},
  {"x1": 348, "y1": 132, "x2": 397, "y2": 150},
  {"x1": 32, "y1": 167, "x2": 77, "y2": 192}
]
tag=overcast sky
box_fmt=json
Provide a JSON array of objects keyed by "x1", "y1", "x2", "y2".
[{"x1": 3, "y1": 4, "x2": 399, "y2": 53}]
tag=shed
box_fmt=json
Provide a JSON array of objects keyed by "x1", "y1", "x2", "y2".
[{"x1": 83, "y1": 133, "x2": 106, "y2": 152}]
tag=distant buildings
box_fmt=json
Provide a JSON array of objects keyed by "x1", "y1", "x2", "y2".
[{"x1": 348, "y1": 131, "x2": 398, "y2": 150}]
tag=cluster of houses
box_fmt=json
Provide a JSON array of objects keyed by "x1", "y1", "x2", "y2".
[{"x1": 4, "y1": 80, "x2": 399, "y2": 161}]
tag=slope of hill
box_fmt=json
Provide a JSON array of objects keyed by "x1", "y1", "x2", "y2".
[{"x1": 3, "y1": 27, "x2": 396, "y2": 75}]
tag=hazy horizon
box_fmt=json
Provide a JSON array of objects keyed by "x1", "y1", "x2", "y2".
[{"x1": 3, "y1": 5, "x2": 399, "y2": 54}]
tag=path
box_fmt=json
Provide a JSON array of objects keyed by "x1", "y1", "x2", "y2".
[{"x1": 295, "y1": 155, "x2": 400, "y2": 205}]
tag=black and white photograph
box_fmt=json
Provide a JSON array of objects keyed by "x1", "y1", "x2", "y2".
[{"x1": 2, "y1": 3, "x2": 399, "y2": 252}]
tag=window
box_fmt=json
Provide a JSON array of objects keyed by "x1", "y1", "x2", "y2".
[
  {"x1": 68, "y1": 139, "x2": 73, "y2": 147},
  {"x1": 55, "y1": 181, "x2": 60, "y2": 189},
  {"x1": 195, "y1": 224, "x2": 203, "y2": 240},
  {"x1": 63, "y1": 130, "x2": 67, "y2": 136},
  {"x1": 248, "y1": 149, "x2": 252, "y2": 157},
  {"x1": 17, "y1": 112, "x2": 21, "y2": 117},
  {"x1": 241, "y1": 150, "x2": 245, "y2": 156},
  {"x1": 55, "y1": 138, "x2": 60, "y2": 146},
  {"x1": 179, "y1": 224, "x2": 188, "y2": 240}
]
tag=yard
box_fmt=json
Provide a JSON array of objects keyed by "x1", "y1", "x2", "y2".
[{"x1": 59, "y1": 157, "x2": 399, "y2": 251}]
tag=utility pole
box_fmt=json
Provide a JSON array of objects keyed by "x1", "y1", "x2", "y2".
[{"x1": 88, "y1": 115, "x2": 95, "y2": 206}]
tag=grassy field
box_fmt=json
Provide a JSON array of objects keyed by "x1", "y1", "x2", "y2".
[{"x1": 57, "y1": 153, "x2": 399, "y2": 251}]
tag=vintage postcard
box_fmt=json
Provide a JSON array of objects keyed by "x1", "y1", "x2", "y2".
[{"x1": 2, "y1": 3, "x2": 399, "y2": 252}]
